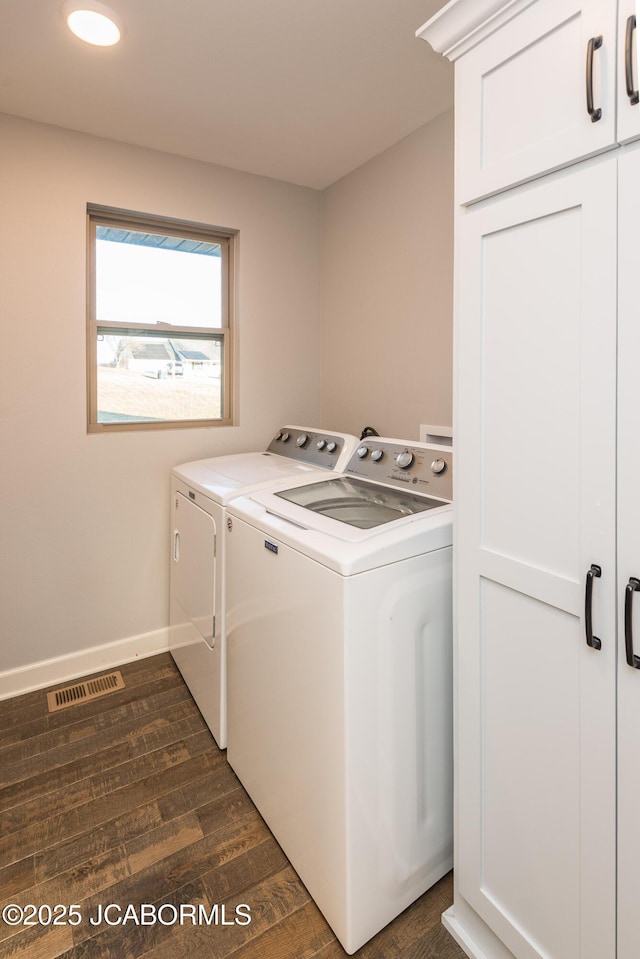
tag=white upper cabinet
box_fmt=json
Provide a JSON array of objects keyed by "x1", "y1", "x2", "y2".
[
  {"x1": 419, "y1": 0, "x2": 640, "y2": 204},
  {"x1": 617, "y1": 0, "x2": 640, "y2": 142},
  {"x1": 455, "y1": 0, "x2": 616, "y2": 202}
]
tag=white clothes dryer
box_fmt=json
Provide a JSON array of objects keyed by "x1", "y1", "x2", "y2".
[
  {"x1": 169, "y1": 426, "x2": 359, "y2": 748},
  {"x1": 225, "y1": 438, "x2": 453, "y2": 954}
]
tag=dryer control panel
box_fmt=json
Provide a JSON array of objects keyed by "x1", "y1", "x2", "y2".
[
  {"x1": 344, "y1": 440, "x2": 453, "y2": 502},
  {"x1": 265, "y1": 426, "x2": 356, "y2": 470}
]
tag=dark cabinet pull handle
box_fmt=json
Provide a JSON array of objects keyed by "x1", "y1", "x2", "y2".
[
  {"x1": 624, "y1": 578, "x2": 640, "y2": 668},
  {"x1": 585, "y1": 564, "x2": 602, "y2": 649},
  {"x1": 626, "y1": 16, "x2": 639, "y2": 104},
  {"x1": 586, "y1": 35, "x2": 603, "y2": 122}
]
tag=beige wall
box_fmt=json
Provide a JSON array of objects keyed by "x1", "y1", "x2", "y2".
[
  {"x1": 0, "y1": 113, "x2": 323, "y2": 675},
  {"x1": 320, "y1": 109, "x2": 453, "y2": 440}
]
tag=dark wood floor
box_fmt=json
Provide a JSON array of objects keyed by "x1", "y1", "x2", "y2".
[{"x1": 0, "y1": 653, "x2": 466, "y2": 959}]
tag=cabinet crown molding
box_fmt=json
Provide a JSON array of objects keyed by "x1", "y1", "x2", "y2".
[{"x1": 416, "y1": 0, "x2": 536, "y2": 60}]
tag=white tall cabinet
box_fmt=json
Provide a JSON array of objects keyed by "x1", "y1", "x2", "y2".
[
  {"x1": 456, "y1": 162, "x2": 618, "y2": 959},
  {"x1": 616, "y1": 148, "x2": 640, "y2": 959},
  {"x1": 418, "y1": 2, "x2": 640, "y2": 959}
]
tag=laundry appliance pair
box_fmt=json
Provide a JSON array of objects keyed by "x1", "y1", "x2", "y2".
[{"x1": 169, "y1": 427, "x2": 454, "y2": 953}]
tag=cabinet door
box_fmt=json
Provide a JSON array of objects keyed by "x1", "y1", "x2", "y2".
[
  {"x1": 455, "y1": 160, "x2": 617, "y2": 959},
  {"x1": 617, "y1": 0, "x2": 640, "y2": 142},
  {"x1": 455, "y1": 0, "x2": 616, "y2": 204},
  {"x1": 617, "y1": 146, "x2": 640, "y2": 959}
]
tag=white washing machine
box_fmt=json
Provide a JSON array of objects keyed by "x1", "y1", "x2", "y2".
[
  {"x1": 225, "y1": 438, "x2": 453, "y2": 954},
  {"x1": 169, "y1": 426, "x2": 359, "y2": 748}
]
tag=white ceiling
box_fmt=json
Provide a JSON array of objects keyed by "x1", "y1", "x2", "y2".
[{"x1": 0, "y1": 0, "x2": 452, "y2": 189}]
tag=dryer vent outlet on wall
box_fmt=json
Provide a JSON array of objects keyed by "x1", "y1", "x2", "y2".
[{"x1": 47, "y1": 670, "x2": 125, "y2": 712}]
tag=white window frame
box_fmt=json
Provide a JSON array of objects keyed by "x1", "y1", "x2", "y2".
[{"x1": 86, "y1": 205, "x2": 236, "y2": 433}]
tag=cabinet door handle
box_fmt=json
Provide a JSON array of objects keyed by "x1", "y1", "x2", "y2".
[
  {"x1": 586, "y1": 35, "x2": 603, "y2": 122},
  {"x1": 624, "y1": 577, "x2": 640, "y2": 668},
  {"x1": 626, "y1": 16, "x2": 639, "y2": 104},
  {"x1": 585, "y1": 564, "x2": 602, "y2": 649}
]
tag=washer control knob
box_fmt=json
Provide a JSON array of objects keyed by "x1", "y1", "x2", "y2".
[
  {"x1": 357, "y1": 445, "x2": 369, "y2": 458},
  {"x1": 431, "y1": 457, "x2": 447, "y2": 475},
  {"x1": 326, "y1": 441, "x2": 337, "y2": 453},
  {"x1": 316, "y1": 439, "x2": 326, "y2": 450},
  {"x1": 371, "y1": 449, "x2": 384, "y2": 462},
  {"x1": 396, "y1": 450, "x2": 415, "y2": 470},
  {"x1": 296, "y1": 433, "x2": 309, "y2": 448},
  {"x1": 275, "y1": 431, "x2": 283, "y2": 441},
  {"x1": 281, "y1": 432, "x2": 290, "y2": 442}
]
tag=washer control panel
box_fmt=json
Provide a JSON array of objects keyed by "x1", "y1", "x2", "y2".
[
  {"x1": 345, "y1": 440, "x2": 453, "y2": 502},
  {"x1": 266, "y1": 426, "x2": 352, "y2": 469}
]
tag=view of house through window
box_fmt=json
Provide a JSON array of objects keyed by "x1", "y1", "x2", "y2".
[{"x1": 87, "y1": 207, "x2": 235, "y2": 431}]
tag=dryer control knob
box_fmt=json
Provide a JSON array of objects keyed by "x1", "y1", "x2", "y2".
[
  {"x1": 371, "y1": 449, "x2": 384, "y2": 462},
  {"x1": 296, "y1": 433, "x2": 309, "y2": 448},
  {"x1": 396, "y1": 450, "x2": 415, "y2": 470},
  {"x1": 357, "y1": 445, "x2": 369, "y2": 458},
  {"x1": 431, "y1": 457, "x2": 447, "y2": 475},
  {"x1": 274, "y1": 431, "x2": 283, "y2": 441},
  {"x1": 326, "y1": 441, "x2": 337, "y2": 453},
  {"x1": 316, "y1": 439, "x2": 326, "y2": 450},
  {"x1": 281, "y1": 432, "x2": 290, "y2": 442}
]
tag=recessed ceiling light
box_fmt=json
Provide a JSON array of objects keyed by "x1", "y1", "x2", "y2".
[{"x1": 60, "y1": 1, "x2": 124, "y2": 47}]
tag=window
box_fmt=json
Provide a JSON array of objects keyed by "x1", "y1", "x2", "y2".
[{"x1": 87, "y1": 205, "x2": 236, "y2": 432}]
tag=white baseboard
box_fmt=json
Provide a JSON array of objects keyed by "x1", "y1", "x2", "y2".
[
  {"x1": 0, "y1": 627, "x2": 170, "y2": 701},
  {"x1": 442, "y1": 906, "x2": 488, "y2": 959}
]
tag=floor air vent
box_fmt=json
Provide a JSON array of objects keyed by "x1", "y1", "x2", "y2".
[{"x1": 47, "y1": 670, "x2": 125, "y2": 712}]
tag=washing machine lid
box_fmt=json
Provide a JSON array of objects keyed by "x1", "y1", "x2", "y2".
[
  {"x1": 253, "y1": 437, "x2": 453, "y2": 542},
  {"x1": 274, "y1": 475, "x2": 444, "y2": 530},
  {"x1": 229, "y1": 487, "x2": 452, "y2": 574},
  {"x1": 229, "y1": 439, "x2": 454, "y2": 572}
]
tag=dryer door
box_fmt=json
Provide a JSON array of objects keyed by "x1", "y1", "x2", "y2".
[{"x1": 172, "y1": 492, "x2": 216, "y2": 647}]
